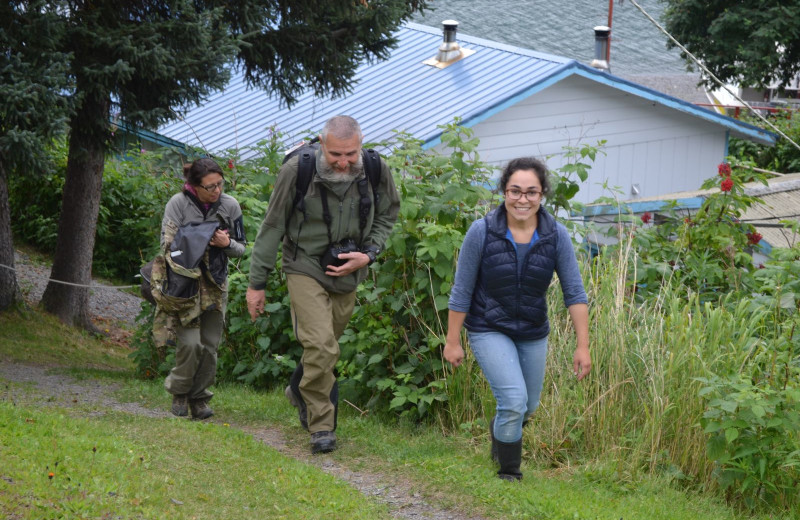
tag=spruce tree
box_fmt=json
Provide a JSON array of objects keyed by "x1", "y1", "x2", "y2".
[{"x1": 0, "y1": 2, "x2": 72, "y2": 311}]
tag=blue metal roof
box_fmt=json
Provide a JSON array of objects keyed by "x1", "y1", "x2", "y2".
[{"x1": 153, "y1": 22, "x2": 776, "y2": 159}]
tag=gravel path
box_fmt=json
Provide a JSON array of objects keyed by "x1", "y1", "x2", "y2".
[
  {"x1": 13, "y1": 249, "x2": 143, "y2": 328},
  {"x1": 4, "y1": 250, "x2": 484, "y2": 520}
]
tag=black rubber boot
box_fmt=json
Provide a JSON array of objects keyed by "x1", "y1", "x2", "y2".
[
  {"x1": 489, "y1": 417, "x2": 499, "y2": 463},
  {"x1": 496, "y1": 438, "x2": 523, "y2": 481}
]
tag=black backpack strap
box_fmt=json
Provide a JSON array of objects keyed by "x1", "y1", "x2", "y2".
[
  {"x1": 362, "y1": 148, "x2": 381, "y2": 210},
  {"x1": 356, "y1": 177, "x2": 371, "y2": 242},
  {"x1": 293, "y1": 149, "x2": 316, "y2": 224}
]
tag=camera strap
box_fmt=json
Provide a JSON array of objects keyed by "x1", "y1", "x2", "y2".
[
  {"x1": 318, "y1": 185, "x2": 335, "y2": 246},
  {"x1": 318, "y1": 180, "x2": 372, "y2": 245}
]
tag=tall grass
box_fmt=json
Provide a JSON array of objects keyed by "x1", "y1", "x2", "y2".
[{"x1": 439, "y1": 231, "x2": 773, "y2": 493}]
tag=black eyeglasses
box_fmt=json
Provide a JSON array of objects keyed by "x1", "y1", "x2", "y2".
[
  {"x1": 199, "y1": 180, "x2": 224, "y2": 193},
  {"x1": 505, "y1": 188, "x2": 542, "y2": 200}
]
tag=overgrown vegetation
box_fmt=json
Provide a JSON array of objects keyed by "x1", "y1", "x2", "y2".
[
  {"x1": 729, "y1": 109, "x2": 800, "y2": 174},
  {"x1": 8, "y1": 124, "x2": 799, "y2": 515}
]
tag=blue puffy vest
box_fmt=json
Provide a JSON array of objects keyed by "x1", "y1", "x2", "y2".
[{"x1": 464, "y1": 205, "x2": 558, "y2": 340}]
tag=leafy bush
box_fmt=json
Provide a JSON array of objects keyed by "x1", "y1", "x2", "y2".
[
  {"x1": 729, "y1": 110, "x2": 800, "y2": 174},
  {"x1": 8, "y1": 139, "x2": 68, "y2": 252},
  {"x1": 94, "y1": 149, "x2": 184, "y2": 279},
  {"x1": 9, "y1": 144, "x2": 183, "y2": 280},
  {"x1": 632, "y1": 162, "x2": 768, "y2": 301}
]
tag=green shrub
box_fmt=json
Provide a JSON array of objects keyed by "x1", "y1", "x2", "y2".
[{"x1": 729, "y1": 110, "x2": 800, "y2": 174}]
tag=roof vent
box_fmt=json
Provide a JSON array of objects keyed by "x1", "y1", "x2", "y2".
[
  {"x1": 590, "y1": 26, "x2": 611, "y2": 72},
  {"x1": 423, "y1": 20, "x2": 475, "y2": 69}
]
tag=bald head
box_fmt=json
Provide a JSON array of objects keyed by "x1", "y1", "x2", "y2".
[{"x1": 320, "y1": 115, "x2": 363, "y2": 143}]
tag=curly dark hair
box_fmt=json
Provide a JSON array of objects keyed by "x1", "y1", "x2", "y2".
[
  {"x1": 498, "y1": 157, "x2": 550, "y2": 197},
  {"x1": 183, "y1": 157, "x2": 224, "y2": 186}
]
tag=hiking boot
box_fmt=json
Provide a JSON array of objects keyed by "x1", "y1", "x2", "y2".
[
  {"x1": 285, "y1": 385, "x2": 309, "y2": 431},
  {"x1": 171, "y1": 394, "x2": 188, "y2": 417},
  {"x1": 189, "y1": 399, "x2": 214, "y2": 420},
  {"x1": 310, "y1": 431, "x2": 337, "y2": 454}
]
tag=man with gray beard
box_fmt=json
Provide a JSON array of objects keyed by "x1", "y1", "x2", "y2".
[{"x1": 246, "y1": 115, "x2": 400, "y2": 454}]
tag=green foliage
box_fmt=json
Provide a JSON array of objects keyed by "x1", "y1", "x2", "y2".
[
  {"x1": 631, "y1": 163, "x2": 768, "y2": 301},
  {"x1": 698, "y1": 373, "x2": 800, "y2": 509},
  {"x1": 662, "y1": 0, "x2": 800, "y2": 91},
  {"x1": 546, "y1": 140, "x2": 606, "y2": 228},
  {"x1": 94, "y1": 149, "x2": 184, "y2": 279},
  {"x1": 0, "y1": 2, "x2": 72, "y2": 173},
  {"x1": 127, "y1": 302, "x2": 174, "y2": 380},
  {"x1": 729, "y1": 110, "x2": 800, "y2": 174},
  {"x1": 615, "y1": 159, "x2": 800, "y2": 509},
  {"x1": 7, "y1": 140, "x2": 68, "y2": 252},
  {"x1": 8, "y1": 146, "x2": 183, "y2": 280}
]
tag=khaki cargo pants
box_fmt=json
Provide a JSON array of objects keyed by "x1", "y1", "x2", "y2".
[{"x1": 287, "y1": 274, "x2": 355, "y2": 433}]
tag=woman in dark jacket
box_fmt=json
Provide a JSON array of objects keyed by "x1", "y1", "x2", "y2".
[
  {"x1": 158, "y1": 158, "x2": 246, "y2": 419},
  {"x1": 443, "y1": 157, "x2": 590, "y2": 480}
]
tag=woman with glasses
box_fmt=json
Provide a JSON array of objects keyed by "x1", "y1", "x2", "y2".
[
  {"x1": 443, "y1": 156, "x2": 590, "y2": 481},
  {"x1": 159, "y1": 157, "x2": 246, "y2": 420}
]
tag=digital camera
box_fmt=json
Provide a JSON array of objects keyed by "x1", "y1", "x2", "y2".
[{"x1": 320, "y1": 238, "x2": 359, "y2": 268}]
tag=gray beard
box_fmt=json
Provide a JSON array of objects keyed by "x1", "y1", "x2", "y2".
[{"x1": 316, "y1": 154, "x2": 364, "y2": 183}]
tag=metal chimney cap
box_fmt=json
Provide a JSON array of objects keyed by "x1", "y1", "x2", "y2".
[
  {"x1": 593, "y1": 25, "x2": 611, "y2": 36},
  {"x1": 423, "y1": 19, "x2": 475, "y2": 68}
]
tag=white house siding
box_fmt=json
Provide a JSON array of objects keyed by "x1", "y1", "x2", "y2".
[{"x1": 452, "y1": 76, "x2": 728, "y2": 204}]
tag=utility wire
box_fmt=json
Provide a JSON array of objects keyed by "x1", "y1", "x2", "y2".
[{"x1": 628, "y1": 0, "x2": 800, "y2": 153}]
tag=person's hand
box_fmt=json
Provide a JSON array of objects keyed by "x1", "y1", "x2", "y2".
[
  {"x1": 573, "y1": 345, "x2": 591, "y2": 381},
  {"x1": 210, "y1": 229, "x2": 231, "y2": 248},
  {"x1": 324, "y1": 251, "x2": 370, "y2": 277},
  {"x1": 443, "y1": 340, "x2": 465, "y2": 368},
  {"x1": 246, "y1": 288, "x2": 265, "y2": 322}
]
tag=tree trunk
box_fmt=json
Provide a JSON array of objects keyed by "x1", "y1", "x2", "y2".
[
  {"x1": 0, "y1": 159, "x2": 22, "y2": 311},
  {"x1": 40, "y1": 92, "x2": 109, "y2": 331}
]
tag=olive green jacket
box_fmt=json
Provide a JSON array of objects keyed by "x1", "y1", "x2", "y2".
[{"x1": 249, "y1": 153, "x2": 400, "y2": 294}]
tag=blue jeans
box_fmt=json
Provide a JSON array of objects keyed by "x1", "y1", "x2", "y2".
[{"x1": 468, "y1": 331, "x2": 549, "y2": 443}]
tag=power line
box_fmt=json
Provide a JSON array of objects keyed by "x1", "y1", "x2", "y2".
[{"x1": 627, "y1": 0, "x2": 800, "y2": 153}]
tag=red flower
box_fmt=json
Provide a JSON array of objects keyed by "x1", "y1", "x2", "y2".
[
  {"x1": 720, "y1": 178, "x2": 734, "y2": 192},
  {"x1": 641, "y1": 212, "x2": 652, "y2": 224},
  {"x1": 718, "y1": 163, "x2": 732, "y2": 177},
  {"x1": 746, "y1": 231, "x2": 762, "y2": 245},
  {"x1": 227, "y1": 159, "x2": 234, "y2": 169}
]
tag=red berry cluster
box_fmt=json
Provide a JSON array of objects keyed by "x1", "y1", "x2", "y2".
[{"x1": 746, "y1": 231, "x2": 762, "y2": 246}]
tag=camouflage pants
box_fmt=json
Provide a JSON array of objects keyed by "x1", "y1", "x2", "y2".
[
  {"x1": 286, "y1": 274, "x2": 355, "y2": 433},
  {"x1": 164, "y1": 309, "x2": 223, "y2": 401}
]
